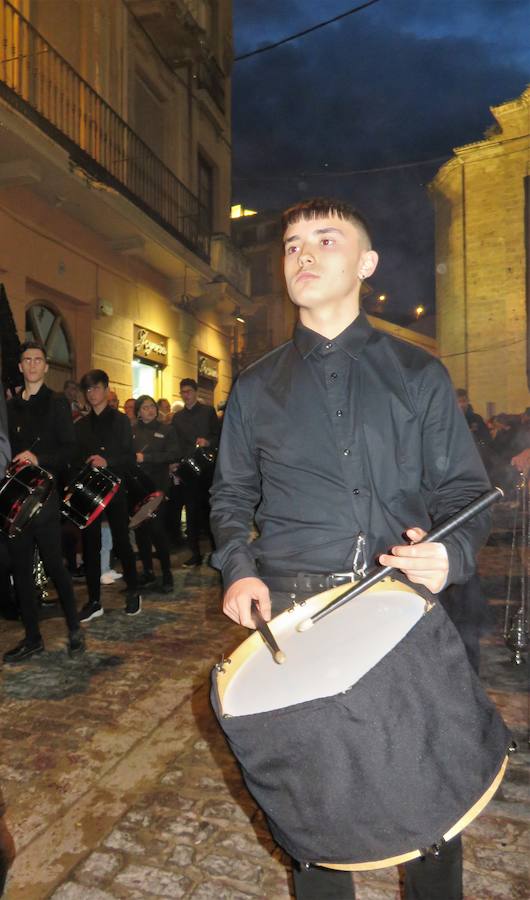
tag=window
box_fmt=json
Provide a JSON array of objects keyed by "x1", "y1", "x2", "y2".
[
  {"x1": 134, "y1": 72, "x2": 165, "y2": 161},
  {"x1": 25, "y1": 303, "x2": 74, "y2": 391},
  {"x1": 198, "y1": 153, "x2": 214, "y2": 233}
]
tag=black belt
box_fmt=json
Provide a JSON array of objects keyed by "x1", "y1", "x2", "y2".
[{"x1": 259, "y1": 571, "x2": 357, "y2": 594}]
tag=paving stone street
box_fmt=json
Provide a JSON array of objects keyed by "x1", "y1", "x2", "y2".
[{"x1": 0, "y1": 509, "x2": 528, "y2": 900}]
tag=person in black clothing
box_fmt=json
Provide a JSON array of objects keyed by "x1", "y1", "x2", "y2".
[
  {"x1": 0, "y1": 384, "x2": 18, "y2": 622},
  {"x1": 172, "y1": 378, "x2": 219, "y2": 567},
  {"x1": 132, "y1": 394, "x2": 180, "y2": 593},
  {"x1": 75, "y1": 369, "x2": 141, "y2": 622},
  {"x1": 3, "y1": 342, "x2": 83, "y2": 664},
  {"x1": 210, "y1": 199, "x2": 493, "y2": 900}
]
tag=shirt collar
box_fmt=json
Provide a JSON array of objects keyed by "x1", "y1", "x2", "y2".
[{"x1": 293, "y1": 309, "x2": 374, "y2": 360}]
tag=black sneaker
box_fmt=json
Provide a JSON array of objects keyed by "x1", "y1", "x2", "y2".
[
  {"x1": 70, "y1": 565, "x2": 86, "y2": 581},
  {"x1": 3, "y1": 638, "x2": 44, "y2": 664},
  {"x1": 181, "y1": 556, "x2": 202, "y2": 568},
  {"x1": 160, "y1": 573, "x2": 174, "y2": 594},
  {"x1": 138, "y1": 570, "x2": 156, "y2": 586},
  {"x1": 125, "y1": 593, "x2": 142, "y2": 616},
  {"x1": 79, "y1": 601, "x2": 103, "y2": 624},
  {"x1": 68, "y1": 629, "x2": 86, "y2": 656}
]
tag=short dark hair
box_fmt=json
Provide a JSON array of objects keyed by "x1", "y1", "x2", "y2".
[
  {"x1": 79, "y1": 369, "x2": 109, "y2": 391},
  {"x1": 180, "y1": 378, "x2": 198, "y2": 392},
  {"x1": 64, "y1": 378, "x2": 78, "y2": 390},
  {"x1": 281, "y1": 197, "x2": 373, "y2": 248},
  {"x1": 134, "y1": 394, "x2": 157, "y2": 416},
  {"x1": 19, "y1": 340, "x2": 47, "y2": 361}
]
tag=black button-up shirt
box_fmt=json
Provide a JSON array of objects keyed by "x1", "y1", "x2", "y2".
[
  {"x1": 210, "y1": 312, "x2": 492, "y2": 588},
  {"x1": 172, "y1": 402, "x2": 219, "y2": 457},
  {"x1": 74, "y1": 405, "x2": 135, "y2": 478},
  {"x1": 7, "y1": 383, "x2": 75, "y2": 479}
]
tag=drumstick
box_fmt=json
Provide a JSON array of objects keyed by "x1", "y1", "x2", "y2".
[
  {"x1": 298, "y1": 487, "x2": 504, "y2": 632},
  {"x1": 251, "y1": 600, "x2": 286, "y2": 665}
]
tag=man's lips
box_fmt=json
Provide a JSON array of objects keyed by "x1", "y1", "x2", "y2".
[{"x1": 295, "y1": 271, "x2": 319, "y2": 283}]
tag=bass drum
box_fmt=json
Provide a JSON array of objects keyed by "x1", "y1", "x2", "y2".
[
  {"x1": 125, "y1": 466, "x2": 164, "y2": 529},
  {"x1": 0, "y1": 463, "x2": 54, "y2": 538},
  {"x1": 212, "y1": 577, "x2": 510, "y2": 870},
  {"x1": 62, "y1": 464, "x2": 121, "y2": 529},
  {"x1": 178, "y1": 447, "x2": 217, "y2": 487}
]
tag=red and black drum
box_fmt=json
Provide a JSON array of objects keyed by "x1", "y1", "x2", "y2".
[
  {"x1": 62, "y1": 464, "x2": 121, "y2": 529},
  {"x1": 0, "y1": 463, "x2": 54, "y2": 538},
  {"x1": 125, "y1": 466, "x2": 164, "y2": 529},
  {"x1": 212, "y1": 577, "x2": 510, "y2": 870}
]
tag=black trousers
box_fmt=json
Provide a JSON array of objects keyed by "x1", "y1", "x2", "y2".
[
  {"x1": 135, "y1": 508, "x2": 171, "y2": 575},
  {"x1": 181, "y1": 481, "x2": 214, "y2": 558},
  {"x1": 81, "y1": 487, "x2": 137, "y2": 605},
  {"x1": 267, "y1": 590, "x2": 464, "y2": 900},
  {"x1": 7, "y1": 490, "x2": 79, "y2": 642}
]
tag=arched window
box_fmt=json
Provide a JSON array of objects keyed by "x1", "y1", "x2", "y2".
[{"x1": 25, "y1": 303, "x2": 74, "y2": 391}]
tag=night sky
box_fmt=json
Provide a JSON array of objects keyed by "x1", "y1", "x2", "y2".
[{"x1": 231, "y1": 0, "x2": 529, "y2": 323}]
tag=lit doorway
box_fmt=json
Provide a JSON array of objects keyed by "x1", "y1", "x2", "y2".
[{"x1": 132, "y1": 359, "x2": 161, "y2": 398}]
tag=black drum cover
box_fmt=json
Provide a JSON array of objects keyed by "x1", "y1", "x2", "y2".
[
  {"x1": 0, "y1": 464, "x2": 54, "y2": 538},
  {"x1": 178, "y1": 447, "x2": 217, "y2": 487},
  {"x1": 211, "y1": 602, "x2": 510, "y2": 867}
]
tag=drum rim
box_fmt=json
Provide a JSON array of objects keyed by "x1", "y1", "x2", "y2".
[
  {"x1": 129, "y1": 491, "x2": 164, "y2": 529},
  {"x1": 318, "y1": 753, "x2": 508, "y2": 871},
  {"x1": 214, "y1": 578, "x2": 428, "y2": 713}
]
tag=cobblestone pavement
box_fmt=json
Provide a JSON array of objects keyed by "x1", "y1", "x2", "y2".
[{"x1": 1, "y1": 512, "x2": 528, "y2": 900}]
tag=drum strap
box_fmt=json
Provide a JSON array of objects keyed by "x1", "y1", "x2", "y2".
[{"x1": 260, "y1": 571, "x2": 356, "y2": 594}]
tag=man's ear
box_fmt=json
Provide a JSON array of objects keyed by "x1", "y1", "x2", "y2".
[{"x1": 359, "y1": 250, "x2": 379, "y2": 280}]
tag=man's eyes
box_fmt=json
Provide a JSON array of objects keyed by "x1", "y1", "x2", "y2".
[
  {"x1": 286, "y1": 245, "x2": 299, "y2": 255},
  {"x1": 320, "y1": 238, "x2": 335, "y2": 247}
]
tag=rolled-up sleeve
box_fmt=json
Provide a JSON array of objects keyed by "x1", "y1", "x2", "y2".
[{"x1": 210, "y1": 379, "x2": 262, "y2": 588}]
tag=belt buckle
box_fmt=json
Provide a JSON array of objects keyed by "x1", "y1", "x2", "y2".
[{"x1": 328, "y1": 571, "x2": 356, "y2": 587}]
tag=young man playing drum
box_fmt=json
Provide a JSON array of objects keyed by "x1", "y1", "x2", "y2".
[
  {"x1": 210, "y1": 199, "x2": 494, "y2": 900},
  {"x1": 3, "y1": 342, "x2": 83, "y2": 663},
  {"x1": 75, "y1": 370, "x2": 141, "y2": 621}
]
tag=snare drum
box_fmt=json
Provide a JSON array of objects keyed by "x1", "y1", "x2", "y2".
[
  {"x1": 212, "y1": 577, "x2": 510, "y2": 869},
  {"x1": 0, "y1": 463, "x2": 54, "y2": 538},
  {"x1": 62, "y1": 464, "x2": 121, "y2": 528},
  {"x1": 178, "y1": 447, "x2": 217, "y2": 487},
  {"x1": 125, "y1": 466, "x2": 164, "y2": 529}
]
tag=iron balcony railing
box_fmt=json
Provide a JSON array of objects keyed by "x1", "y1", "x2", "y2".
[{"x1": 0, "y1": 0, "x2": 210, "y2": 260}]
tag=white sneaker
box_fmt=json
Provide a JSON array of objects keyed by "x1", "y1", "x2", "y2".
[{"x1": 100, "y1": 569, "x2": 123, "y2": 585}]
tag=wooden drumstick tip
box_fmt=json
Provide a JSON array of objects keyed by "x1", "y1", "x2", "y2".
[
  {"x1": 296, "y1": 618, "x2": 314, "y2": 632},
  {"x1": 274, "y1": 650, "x2": 287, "y2": 665}
]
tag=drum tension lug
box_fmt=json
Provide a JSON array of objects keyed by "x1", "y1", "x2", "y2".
[
  {"x1": 215, "y1": 655, "x2": 232, "y2": 674},
  {"x1": 508, "y1": 740, "x2": 518, "y2": 754},
  {"x1": 420, "y1": 839, "x2": 445, "y2": 860}
]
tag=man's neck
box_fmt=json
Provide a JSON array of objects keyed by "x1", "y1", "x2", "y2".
[
  {"x1": 91, "y1": 401, "x2": 108, "y2": 416},
  {"x1": 185, "y1": 401, "x2": 198, "y2": 411},
  {"x1": 299, "y1": 303, "x2": 360, "y2": 339},
  {"x1": 22, "y1": 380, "x2": 45, "y2": 399}
]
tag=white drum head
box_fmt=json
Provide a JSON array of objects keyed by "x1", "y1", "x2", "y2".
[{"x1": 221, "y1": 583, "x2": 426, "y2": 717}]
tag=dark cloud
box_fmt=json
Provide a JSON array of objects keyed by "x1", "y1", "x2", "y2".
[{"x1": 232, "y1": 1, "x2": 529, "y2": 320}]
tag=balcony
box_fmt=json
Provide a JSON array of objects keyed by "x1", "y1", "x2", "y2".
[
  {"x1": 0, "y1": 0, "x2": 210, "y2": 260},
  {"x1": 124, "y1": 0, "x2": 226, "y2": 113}
]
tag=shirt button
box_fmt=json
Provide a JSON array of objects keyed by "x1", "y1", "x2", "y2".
[
  {"x1": 325, "y1": 342, "x2": 333, "y2": 350},
  {"x1": 336, "y1": 409, "x2": 343, "y2": 417},
  {"x1": 352, "y1": 488, "x2": 360, "y2": 495},
  {"x1": 330, "y1": 372, "x2": 338, "y2": 380},
  {"x1": 343, "y1": 448, "x2": 351, "y2": 456}
]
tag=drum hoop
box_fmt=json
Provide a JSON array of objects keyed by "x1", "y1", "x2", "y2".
[
  {"x1": 129, "y1": 491, "x2": 164, "y2": 529},
  {"x1": 215, "y1": 577, "x2": 426, "y2": 712},
  {"x1": 320, "y1": 753, "x2": 508, "y2": 871}
]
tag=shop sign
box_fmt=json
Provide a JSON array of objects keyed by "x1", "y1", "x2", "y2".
[
  {"x1": 198, "y1": 353, "x2": 218, "y2": 381},
  {"x1": 134, "y1": 326, "x2": 168, "y2": 365}
]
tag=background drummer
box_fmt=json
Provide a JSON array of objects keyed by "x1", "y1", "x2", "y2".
[
  {"x1": 171, "y1": 378, "x2": 219, "y2": 568},
  {"x1": 75, "y1": 369, "x2": 141, "y2": 622},
  {"x1": 3, "y1": 341, "x2": 83, "y2": 665},
  {"x1": 210, "y1": 198, "x2": 493, "y2": 900},
  {"x1": 132, "y1": 393, "x2": 180, "y2": 594}
]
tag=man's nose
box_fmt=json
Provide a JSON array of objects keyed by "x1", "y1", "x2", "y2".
[{"x1": 298, "y1": 247, "x2": 314, "y2": 266}]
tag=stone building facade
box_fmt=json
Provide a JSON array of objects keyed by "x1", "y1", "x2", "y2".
[
  {"x1": 0, "y1": 0, "x2": 250, "y2": 406},
  {"x1": 430, "y1": 87, "x2": 530, "y2": 418}
]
